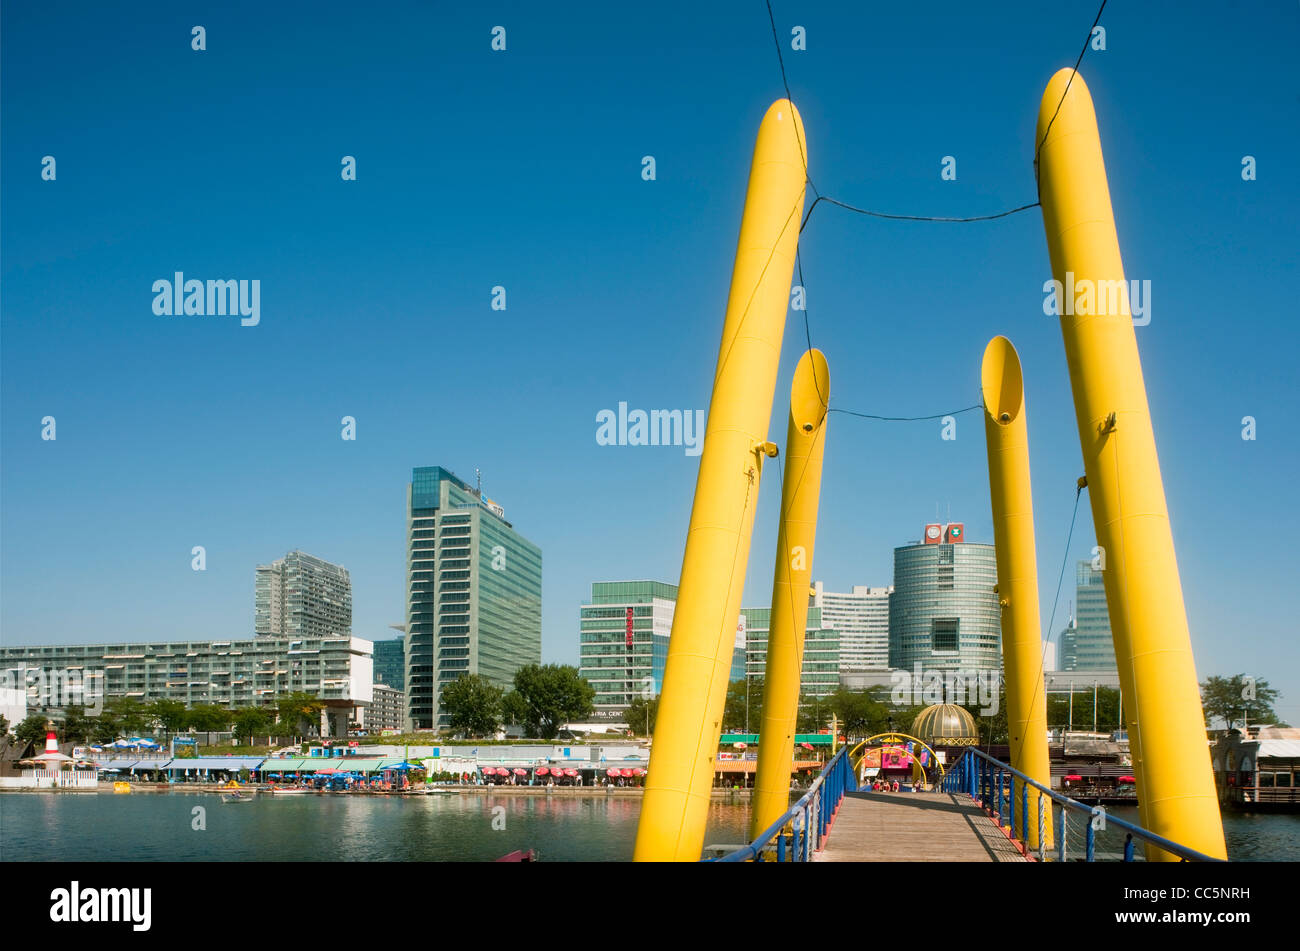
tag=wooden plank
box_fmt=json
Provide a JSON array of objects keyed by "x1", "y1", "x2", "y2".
[{"x1": 816, "y1": 791, "x2": 1028, "y2": 862}]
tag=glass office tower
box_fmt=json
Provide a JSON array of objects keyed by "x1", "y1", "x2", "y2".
[
  {"x1": 404, "y1": 466, "x2": 542, "y2": 730},
  {"x1": 889, "y1": 524, "x2": 1000, "y2": 672},
  {"x1": 578, "y1": 580, "x2": 678, "y2": 723},
  {"x1": 740, "y1": 605, "x2": 841, "y2": 698},
  {"x1": 1060, "y1": 560, "x2": 1118, "y2": 672}
]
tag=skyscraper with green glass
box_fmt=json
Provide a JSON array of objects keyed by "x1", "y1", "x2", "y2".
[
  {"x1": 404, "y1": 466, "x2": 542, "y2": 730},
  {"x1": 1060, "y1": 560, "x2": 1117, "y2": 672}
]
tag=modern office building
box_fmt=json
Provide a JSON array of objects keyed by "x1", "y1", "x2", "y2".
[
  {"x1": 812, "y1": 582, "x2": 892, "y2": 671},
  {"x1": 578, "y1": 581, "x2": 678, "y2": 723},
  {"x1": 255, "y1": 551, "x2": 352, "y2": 639},
  {"x1": 405, "y1": 467, "x2": 542, "y2": 731},
  {"x1": 0, "y1": 636, "x2": 374, "y2": 737},
  {"x1": 363, "y1": 683, "x2": 405, "y2": 733},
  {"x1": 741, "y1": 605, "x2": 841, "y2": 698},
  {"x1": 1060, "y1": 561, "x2": 1117, "y2": 672},
  {"x1": 888, "y1": 522, "x2": 1000, "y2": 672},
  {"x1": 372, "y1": 637, "x2": 405, "y2": 692}
]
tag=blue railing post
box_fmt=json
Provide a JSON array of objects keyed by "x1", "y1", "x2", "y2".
[
  {"x1": 1037, "y1": 795, "x2": 1046, "y2": 862},
  {"x1": 1086, "y1": 818, "x2": 1096, "y2": 862},
  {"x1": 777, "y1": 832, "x2": 786, "y2": 863},
  {"x1": 997, "y1": 770, "x2": 1004, "y2": 824},
  {"x1": 1022, "y1": 781, "x2": 1030, "y2": 846},
  {"x1": 1058, "y1": 804, "x2": 1067, "y2": 862},
  {"x1": 1011, "y1": 777, "x2": 1018, "y2": 840},
  {"x1": 1123, "y1": 834, "x2": 1134, "y2": 862}
]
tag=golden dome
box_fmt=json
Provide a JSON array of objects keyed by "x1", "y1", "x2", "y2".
[{"x1": 911, "y1": 704, "x2": 980, "y2": 747}]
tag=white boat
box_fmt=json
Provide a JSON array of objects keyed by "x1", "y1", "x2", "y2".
[{"x1": 221, "y1": 792, "x2": 254, "y2": 803}]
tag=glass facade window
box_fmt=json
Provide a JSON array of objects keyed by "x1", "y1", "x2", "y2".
[
  {"x1": 889, "y1": 535, "x2": 1000, "y2": 672},
  {"x1": 404, "y1": 466, "x2": 542, "y2": 730}
]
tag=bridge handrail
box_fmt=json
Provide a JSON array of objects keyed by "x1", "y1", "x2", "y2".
[
  {"x1": 949, "y1": 746, "x2": 1224, "y2": 862},
  {"x1": 709, "y1": 746, "x2": 853, "y2": 862}
]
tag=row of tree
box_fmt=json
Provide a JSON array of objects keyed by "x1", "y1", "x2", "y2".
[
  {"x1": 618, "y1": 672, "x2": 1285, "y2": 744},
  {"x1": 440, "y1": 664, "x2": 595, "y2": 739},
  {"x1": 3, "y1": 692, "x2": 329, "y2": 750}
]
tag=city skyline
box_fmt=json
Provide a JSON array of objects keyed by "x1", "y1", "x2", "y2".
[{"x1": 2, "y1": 3, "x2": 1296, "y2": 725}]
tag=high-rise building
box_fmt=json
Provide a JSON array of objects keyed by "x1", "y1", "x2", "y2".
[
  {"x1": 812, "y1": 582, "x2": 892, "y2": 671},
  {"x1": 1, "y1": 636, "x2": 374, "y2": 737},
  {"x1": 889, "y1": 522, "x2": 1000, "y2": 672},
  {"x1": 255, "y1": 551, "x2": 352, "y2": 639},
  {"x1": 578, "y1": 581, "x2": 677, "y2": 723},
  {"x1": 741, "y1": 605, "x2": 841, "y2": 698},
  {"x1": 364, "y1": 683, "x2": 405, "y2": 733},
  {"x1": 372, "y1": 637, "x2": 405, "y2": 691},
  {"x1": 404, "y1": 467, "x2": 542, "y2": 731},
  {"x1": 1060, "y1": 561, "x2": 1117, "y2": 672}
]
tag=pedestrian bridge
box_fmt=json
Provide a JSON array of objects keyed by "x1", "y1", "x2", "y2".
[{"x1": 710, "y1": 745, "x2": 1224, "y2": 863}]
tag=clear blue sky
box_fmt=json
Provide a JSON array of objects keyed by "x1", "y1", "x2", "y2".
[{"x1": 3, "y1": 2, "x2": 1296, "y2": 721}]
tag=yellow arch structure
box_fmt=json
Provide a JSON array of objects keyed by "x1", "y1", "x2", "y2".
[{"x1": 846, "y1": 733, "x2": 946, "y2": 783}]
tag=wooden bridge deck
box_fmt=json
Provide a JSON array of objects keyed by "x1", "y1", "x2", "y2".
[{"x1": 816, "y1": 791, "x2": 1029, "y2": 862}]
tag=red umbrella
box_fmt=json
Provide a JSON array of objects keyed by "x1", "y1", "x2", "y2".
[
  {"x1": 619, "y1": 768, "x2": 633, "y2": 778},
  {"x1": 564, "y1": 768, "x2": 578, "y2": 777},
  {"x1": 512, "y1": 768, "x2": 527, "y2": 776},
  {"x1": 483, "y1": 767, "x2": 497, "y2": 776},
  {"x1": 536, "y1": 767, "x2": 549, "y2": 776},
  {"x1": 1118, "y1": 775, "x2": 1136, "y2": 783},
  {"x1": 606, "y1": 768, "x2": 619, "y2": 777},
  {"x1": 1063, "y1": 774, "x2": 1083, "y2": 781},
  {"x1": 633, "y1": 768, "x2": 646, "y2": 776}
]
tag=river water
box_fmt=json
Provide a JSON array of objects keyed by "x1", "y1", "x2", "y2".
[{"x1": 1, "y1": 792, "x2": 1294, "y2": 861}]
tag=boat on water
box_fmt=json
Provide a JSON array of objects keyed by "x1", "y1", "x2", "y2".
[
  {"x1": 268, "y1": 787, "x2": 306, "y2": 795},
  {"x1": 221, "y1": 792, "x2": 254, "y2": 803}
]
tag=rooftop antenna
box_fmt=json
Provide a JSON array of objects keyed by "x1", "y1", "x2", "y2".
[{"x1": 476, "y1": 468, "x2": 482, "y2": 497}]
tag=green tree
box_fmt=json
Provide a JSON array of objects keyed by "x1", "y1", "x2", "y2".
[
  {"x1": 275, "y1": 692, "x2": 324, "y2": 737},
  {"x1": 511, "y1": 664, "x2": 595, "y2": 740},
  {"x1": 624, "y1": 693, "x2": 658, "y2": 736},
  {"x1": 101, "y1": 697, "x2": 150, "y2": 736},
  {"x1": 722, "y1": 677, "x2": 764, "y2": 732},
  {"x1": 148, "y1": 698, "x2": 189, "y2": 736},
  {"x1": 188, "y1": 704, "x2": 233, "y2": 744},
  {"x1": 797, "y1": 693, "x2": 833, "y2": 733},
  {"x1": 90, "y1": 711, "x2": 120, "y2": 745},
  {"x1": 232, "y1": 706, "x2": 272, "y2": 743},
  {"x1": 58, "y1": 704, "x2": 94, "y2": 744},
  {"x1": 14, "y1": 712, "x2": 52, "y2": 748},
  {"x1": 501, "y1": 690, "x2": 529, "y2": 731},
  {"x1": 440, "y1": 675, "x2": 503, "y2": 738},
  {"x1": 829, "y1": 688, "x2": 880, "y2": 737},
  {"x1": 1201, "y1": 674, "x2": 1282, "y2": 731},
  {"x1": 1046, "y1": 686, "x2": 1122, "y2": 733}
]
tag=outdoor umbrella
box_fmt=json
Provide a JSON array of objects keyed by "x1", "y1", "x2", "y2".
[
  {"x1": 512, "y1": 768, "x2": 527, "y2": 776},
  {"x1": 536, "y1": 767, "x2": 549, "y2": 776},
  {"x1": 564, "y1": 768, "x2": 578, "y2": 777},
  {"x1": 606, "y1": 769, "x2": 619, "y2": 777},
  {"x1": 1118, "y1": 776, "x2": 1136, "y2": 783}
]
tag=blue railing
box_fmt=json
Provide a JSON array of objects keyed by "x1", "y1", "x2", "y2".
[
  {"x1": 708, "y1": 746, "x2": 856, "y2": 862},
  {"x1": 943, "y1": 747, "x2": 1224, "y2": 863}
]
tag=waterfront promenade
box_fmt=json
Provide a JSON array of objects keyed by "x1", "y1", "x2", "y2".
[{"x1": 817, "y1": 791, "x2": 1029, "y2": 862}]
